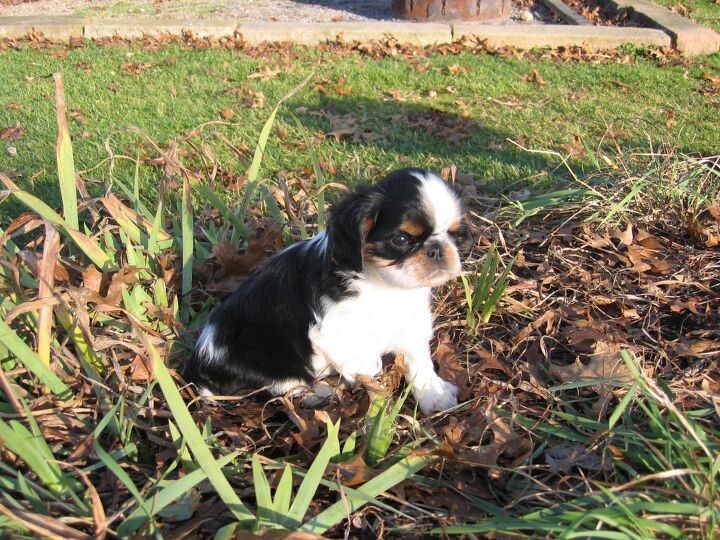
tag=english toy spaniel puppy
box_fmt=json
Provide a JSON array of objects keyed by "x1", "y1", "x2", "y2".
[{"x1": 184, "y1": 168, "x2": 469, "y2": 414}]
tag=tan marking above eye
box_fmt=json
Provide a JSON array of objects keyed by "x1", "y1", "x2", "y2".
[
  {"x1": 399, "y1": 220, "x2": 425, "y2": 236},
  {"x1": 361, "y1": 217, "x2": 374, "y2": 237},
  {"x1": 448, "y1": 218, "x2": 462, "y2": 234}
]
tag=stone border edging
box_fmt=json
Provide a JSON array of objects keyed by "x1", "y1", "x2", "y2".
[
  {"x1": 453, "y1": 22, "x2": 669, "y2": 50},
  {"x1": 0, "y1": 5, "x2": 718, "y2": 56},
  {"x1": 604, "y1": 0, "x2": 720, "y2": 56},
  {"x1": 540, "y1": 0, "x2": 592, "y2": 26}
]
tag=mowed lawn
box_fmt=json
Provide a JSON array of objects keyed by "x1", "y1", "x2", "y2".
[{"x1": 1, "y1": 39, "x2": 719, "y2": 224}]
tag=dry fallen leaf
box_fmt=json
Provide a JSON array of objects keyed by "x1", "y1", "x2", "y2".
[
  {"x1": 209, "y1": 218, "x2": 283, "y2": 293},
  {"x1": 0, "y1": 123, "x2": 23, "y2": 141},
  {"x1": 524, "y1": 68, "x2": 547, "y2": 86},
  {"x1": 551, "y1": 342, "x2": 648, "y2": 417},
  {"x1": 434, "y1": 333, "x2": 471, "y2": 400},
  {"x1": 545, "y1": 443, "x2": 612, "y2": 473}
]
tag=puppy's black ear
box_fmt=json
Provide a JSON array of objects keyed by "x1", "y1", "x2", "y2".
[{"x1": 327, "y1": 186, "x2": 382, "y2": 272}]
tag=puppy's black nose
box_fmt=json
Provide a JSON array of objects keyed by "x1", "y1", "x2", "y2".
[{"x1": 426, "y1": 242, "x2": 444, "y2": 261}]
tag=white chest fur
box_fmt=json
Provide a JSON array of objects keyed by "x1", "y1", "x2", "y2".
[
  {"x1": 308, "y1": 279, "x2": 459, "y2": 414},
  {"x1": 309, "y1": 281, "x2": 432, "y2": 379}
]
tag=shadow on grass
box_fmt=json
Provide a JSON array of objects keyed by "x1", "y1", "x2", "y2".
[{"x1": 285, "y1": 94, "x2": 563, "y2": 193}]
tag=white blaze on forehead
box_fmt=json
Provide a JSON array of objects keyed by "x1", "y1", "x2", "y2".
[{"x1": 410, "y1": 170, "x2": 462, "y2": 233}]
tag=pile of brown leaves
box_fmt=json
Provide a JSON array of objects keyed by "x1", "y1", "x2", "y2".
[{"x1": 0, "y1": 28, "x2": 684, "y2": 67}]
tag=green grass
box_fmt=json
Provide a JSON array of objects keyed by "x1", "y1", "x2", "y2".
[{"x1": 1, "y1": 40, "x2": 719, "y2": 224}]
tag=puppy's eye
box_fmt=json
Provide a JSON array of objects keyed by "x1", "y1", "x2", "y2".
[{"x1": 391, "y1": 233, "x2": 411, "y2": 247}]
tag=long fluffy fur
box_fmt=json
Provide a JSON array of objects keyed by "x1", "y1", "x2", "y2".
[{"x1": 183, "y1": 168, "x2": 468, "y2": 414}]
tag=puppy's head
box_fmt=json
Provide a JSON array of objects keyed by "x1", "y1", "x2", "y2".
[{"x1": 328, "y1": 168, "x2": 469, "y2": 288}]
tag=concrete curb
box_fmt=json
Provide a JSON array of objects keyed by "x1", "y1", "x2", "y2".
[
  {"x1": 0, "y1": 16, "x2": 84, "y2": 39},
  {"x1": 0, "y1": 3, "x2": 718, "y2": 56},
  {"x1": 84, "y1": 17, "x2": 236, "y2": 39},
  {"x1": 605, "y1": 0, "x2": 720, "y2": 56},
  {"x1": 237, "y1": 21, "x2": 453, "y2": 46},
  {"x1": 540, "y1": 0, "x2": 592, "y2": 26},
  {"x1": 453, "y1": 23, "x2": 670, "y2": 50}
]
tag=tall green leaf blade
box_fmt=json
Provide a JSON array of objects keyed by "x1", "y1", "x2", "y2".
[
  {"x1": 290, "y1": 113, "x2": 326, "y2": 231},
  {"x1": 239, "y1": 72, "x2": 314, "y2": 221},
  {"x1": 272, "y1": 464, "x2": 294, "y2": 516},
  {"x1": 191, "y1": 181, "x2": 248, "y2": 237},
  {"x1": 239, "y1": 105, "x2": 279, "y2": 221},
  {"x1": 117, "y1": 452, "x2": 240, "y2": 537},
  {"x1": 252, "y1": 456, "x2": 273, "y2": 526},
  {"x1": 53, "y1": 73, "x2": 79, "y2": 231},
  {"x1": 0, "y1": 419, "x2": 66, "y2": 493},
  {"x1": 300, "y1": 453, "x2": 437, "y2": 534},
  {"x1": 0, "y1": 319, "x2": 71, "y2": 399},
  {"x1": 142, "y1": 331, "x2": 255, "y2": 525},
  {"x1": 286, "y1": 419, "x2": 341, "y2": 527},
  {"x1": 0, "y1": 174, "x2": 115, "y2": 271}
]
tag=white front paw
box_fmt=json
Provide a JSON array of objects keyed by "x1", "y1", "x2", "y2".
[
  {"x1": 340, "y1": 358, "x2": 383, "y2": 382},
  {"x1": 415, "y1": 376, "x2": 459, "y2": 415}
]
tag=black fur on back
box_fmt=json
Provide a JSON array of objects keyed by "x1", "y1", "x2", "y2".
[{"x1": 182, "y1": 169, "x2": 426, "y2": 395}]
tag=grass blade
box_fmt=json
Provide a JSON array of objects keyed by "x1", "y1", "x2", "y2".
[
  {"x1": 0, "y1": 419, "x2": 68, "y2": 494},
  {"x1": 139, "y1": 329, "x2": 255, "y2": 525},
  {"x1": 300, "y1": 452, "x2": 437, "y2": 534},
  {"x1": 99, "y1": 193, "x2": 173, "y2": 251},
  {"x1": 290, "y1": 113, "x2": 326, "y2": 230},
  {"x1": 252, "y1": 456, "x2": 273, "y2": 526},
  {"x1": 287, "y1": 418, "x2": 341, "y2": 527},
  {"x1": 273, "y1": 464, "x2": 293, "y2": 517},
  {"x1": 608, "y1": 381, "x2": 639, "y2": 431},
  {"x1": 117, "y1": 451, "x2": 240, "y2": 537},
  {"x1": 239, "y1": 71, "x2": 314, "y2": 221},
  {"x1": 239, "y1": 105, "x2": 280, "y2": 221},
  {"x1": 36, "y1": 224, "x2": 60, "y2": 367},
  {"x1": 0, "y1": 318, "x2": 71, "y2": 399},
  {"x1": 191, "y1": 181, "x2": 248, "y2": 237},
  {"x1": 53, "y1": 73, "x2": 79, "y2": 231},
  {"x1": 0, "y1": 173, "x2": 115, "y2": 271}
]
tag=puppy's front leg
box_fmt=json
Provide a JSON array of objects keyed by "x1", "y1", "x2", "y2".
[
  {"x1": 403, "y1": 344, "x2": 459, "y2": 415},
  {"x1": 309, "y1": 328, "x2": 383, "y2": 384}
]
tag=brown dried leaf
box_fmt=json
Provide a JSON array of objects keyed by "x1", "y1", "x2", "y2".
[
  {"x1": 546, "y1": 443, "x2": 612, "y2": 473},
  {"x1": 247, "y1": 65, "x2": 281, "y2": 81},
  {"x1": 129, "y1": 354, "x2": 152, "y2": 381},
  {"x1": 213, "y1": 218, "x2": 283, "y2": 280},
  {"x1": 82, "y1": 266, "x2": 104, "y2": 293},
  {"x1": 550, "y1": 341, "x2": 637, "y2": 386},
  {"x1": 671, "y1": 338, "x2": 719, "y2": 358},
  {"x1": 0, "y1": 123, "x2": 23, "y2": 141},
  {"x1": 328, "y1": 453, "x2": 377, "y2": 487},
  {"x1": 434, "y1": 334, "x2": 470, "y2": 400},
  {"x1": 446, "y1": 63, "x2": 469, "y2": 75},
  {"x1": 37, "y1": 224, "x2": 60, "y2": 366},
  {"x1": 524, "y1": 68, "x2": 546, "y2": 86}
]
